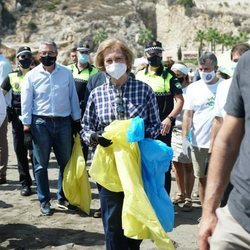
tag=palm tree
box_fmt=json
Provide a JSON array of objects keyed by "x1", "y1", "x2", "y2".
[
  {"x1": 194, "y1": 30, "x2": 206, "y2": 57},
  {"x1": 205, "y1": 28, "x2": 220, "y2": 52},
  {"x1": 137, "y1": 28, "x2": 154, "y2": 46}
]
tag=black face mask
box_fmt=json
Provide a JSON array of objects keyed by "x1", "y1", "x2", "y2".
[
  {"x1": 40, "y1": 55, "x2": 56, "y2": 66},
  {"x1": 147, "y1": 55, "x2": 162, "y2": 67},
  {"x1": 19, "y1": 58, "x2": 32, "y2": 69}
]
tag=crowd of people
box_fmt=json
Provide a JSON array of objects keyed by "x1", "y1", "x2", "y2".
[{"x1": 0, "y1": 37, "x2": 250, "y2": 250}]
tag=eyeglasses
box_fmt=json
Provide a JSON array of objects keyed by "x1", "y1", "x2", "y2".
[
  {"x1": 39, "y1": 51, "x2": 57, "y2": 57},
  {"x1": 115, "y1": 95, "x2": 125, "y2": 120}
]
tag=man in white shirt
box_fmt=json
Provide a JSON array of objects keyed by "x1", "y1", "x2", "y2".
[
  {"x1": 182, "y1": 52, "x2": 223, "y2": 209},
  {"x1": 209, "y1": 43, "x2": 250, "y2": 207}
]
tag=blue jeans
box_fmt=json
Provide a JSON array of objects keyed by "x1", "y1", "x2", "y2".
[
  {"x1": 98, "y1": 184, "x2": 142, "y2": 250},
  {"x1": 31, "y1": 115, "x2": 72, "y2": 205}
]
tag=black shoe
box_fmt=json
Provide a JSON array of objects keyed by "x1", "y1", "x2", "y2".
[
  {"x1": 93, "y1": 208, "x2": 102, "y2": 218},
  {"x1": 21, "y1": 186, "x2": 32, "y2": 196}
]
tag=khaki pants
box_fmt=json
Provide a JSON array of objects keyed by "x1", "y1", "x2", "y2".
[
  {"x1": 0, "y1": 117, "x2": 8, "y2": 179},
  {"x1": 210, "y1": 206, "x2": 250, "y2": 250}
]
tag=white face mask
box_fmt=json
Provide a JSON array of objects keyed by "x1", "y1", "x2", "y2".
[
  {"x1": 106, "y1": 63, "x2": 127, "y2": 80},
  {"x1": 199, "y1": 70, "x2": 216, "y2": 83}
]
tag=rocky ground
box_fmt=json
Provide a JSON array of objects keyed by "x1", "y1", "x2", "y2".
[{"x1": 0, "y1": 125, "x2": 200, "y2": 249}]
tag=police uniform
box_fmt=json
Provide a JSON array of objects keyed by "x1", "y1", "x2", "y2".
[
  {"x1": 1, "y1": 70, "x2": 32, "y2": 189},
  {"x1": 136, "y1": 41, "x2": 183, "y2": 194},
  {"x1": 68, "y1": 62, "x2": 98, "y2": 113}
]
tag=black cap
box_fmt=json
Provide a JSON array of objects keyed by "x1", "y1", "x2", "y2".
[
  {"x1": 144, "y1": 41, "x2": 164, "y2": 54},
  {"x1": 76, "y1": 42, "x2": 90, "y2": 52},
  {"x1": 16, "y1": 46, "x2": 31, "y2": 57}
]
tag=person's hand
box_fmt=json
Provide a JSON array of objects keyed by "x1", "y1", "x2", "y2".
[
  {"x1": 161, "y1": 117, "x2": 172, "y2": 135},
  {"x1": 90, "y1": 131, "x2": 112, "y2": 147},
  {"x1": 198, "y1": 213, "x2": 218, "y2": 250},
  {"x1": 182, "y1": 137, "x2": 192, "y2": 156},
  {"x1": 72, "y1": 120, "x2": 82, "y2": 135},
  {"x1": 23, "y1": 130, "x2": 33, "y2": 150}
]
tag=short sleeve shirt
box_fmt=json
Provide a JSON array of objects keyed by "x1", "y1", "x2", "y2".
[{"x1": 225, "y1": 50, "x2": 250, "y2": 233}]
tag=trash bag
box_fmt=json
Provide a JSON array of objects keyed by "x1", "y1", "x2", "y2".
[
  {"x1": 90, "y1": 119, "x2": 174, "y2": 250},
  {"x1": 126, "y1": 116, "x2": 175, "y2": 232},
  {"x1": 63, "y1": 134, "x2": 91, "y2": 214}
]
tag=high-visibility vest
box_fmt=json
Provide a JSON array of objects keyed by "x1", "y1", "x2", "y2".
[
  {"x1": 9, "y1": 71, "x2": 24, "y2": 94},
  {"x1": 69, "y1": 63, "x2": 98, "y2": 82},
  {"x1": 136, "y1": 68, "x2": 173, "y2": 95}
]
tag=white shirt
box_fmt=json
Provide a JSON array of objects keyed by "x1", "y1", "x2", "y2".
[
  {"x1": 184, "y1": 78, "x2": 223, "y2": 148},
  {"x1": 21, "y1": 63, "x2": 81, "y2": 125},
  {"x1": 0, "y1": 90, "x2": 6, "y2": 126},
  {"x1": 213, "y1": 78, "x2": 232, "y2": 118}
]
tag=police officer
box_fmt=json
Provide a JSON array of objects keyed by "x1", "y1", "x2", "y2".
[
  {"x1": 1, "y1": 46, "x2": 33, "y2": 196},
  {"x1": 68, "y1": 42, "x2": 98, "y2": 115},
  {"x1": 136, "y1": 41, "x2": 184, "y2": 194},
  {"x1": 68, "y1": 42, "x2": 98, "y2": 161}
]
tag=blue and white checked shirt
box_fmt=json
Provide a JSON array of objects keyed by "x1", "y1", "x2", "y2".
[
  {"x1": 21, "y1": 63, "x2": 81, "y2": 125},
  {"x1": 81, "y1": 76, "x2": 161, "y2": 144}
]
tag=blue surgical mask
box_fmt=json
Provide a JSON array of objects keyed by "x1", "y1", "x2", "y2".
[{"x1": 79, "y1": 54, "x2": 89, "y2": 64}]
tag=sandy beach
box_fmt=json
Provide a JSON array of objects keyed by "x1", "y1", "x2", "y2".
[{"x1": 0, "y1": 124, "x2": 200, "y2": 249}]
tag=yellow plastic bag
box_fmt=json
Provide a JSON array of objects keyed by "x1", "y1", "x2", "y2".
[
  {"x1": 63, "y1": 134, "x2": 91, "y2": 214},
  {"x1": 90, "y1": 120, "x2": 174, "y2": 250}
]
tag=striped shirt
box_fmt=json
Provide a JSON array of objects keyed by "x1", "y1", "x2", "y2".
[{"x1": 81, "y1": 75, "x2": 161, "y2": 144}]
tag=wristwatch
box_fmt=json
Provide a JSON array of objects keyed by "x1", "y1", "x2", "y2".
[{"x1": 167, "y1": 116, "x2": 176, "y2": 123}]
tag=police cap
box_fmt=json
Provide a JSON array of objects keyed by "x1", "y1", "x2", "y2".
[
  {"x1": 16, "y1": 46, "x2": 32, "y2": 57},
  {"x1": 144, "y1": 41, "x2": 164, "y2": 54},
  {"x1": 76, "y1": 42, "x2": 90, "y2": 52}
]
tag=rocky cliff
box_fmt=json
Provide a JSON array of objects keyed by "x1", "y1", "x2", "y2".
[{"x1": 0, "y1": 0, "x2": 250, "y2": 63}]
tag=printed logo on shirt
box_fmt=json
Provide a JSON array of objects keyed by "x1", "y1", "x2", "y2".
[{"x1": 207, "y1": 97, "x2": 215, "y2": 107}]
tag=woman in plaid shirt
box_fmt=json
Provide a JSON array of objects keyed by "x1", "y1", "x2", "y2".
[{"x1": 81, "y1": 38, "x2": 161, "y2": 250}]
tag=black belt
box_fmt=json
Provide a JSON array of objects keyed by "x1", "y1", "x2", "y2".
[{"x1": 33, "y1": 115, "x2": 70, "y2": 120}]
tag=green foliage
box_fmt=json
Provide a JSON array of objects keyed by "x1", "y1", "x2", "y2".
[
  {"x1": 194, "y1": 28, "x2": 249, "y2": 54},
  {"x1": 137, "y1": 28, "x2": 154, "y2": 46},
  {"x1": 177, "y1": 0, "x2": 194, "y2": 8},
  {"x1": 93, "y1": 30, "x2": 108, "y2": 45},
  {"x1": 44, "y1": 0, "x2": 61, "y2": 11}
]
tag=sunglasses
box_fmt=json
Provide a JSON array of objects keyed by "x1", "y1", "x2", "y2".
[{"x1": 115, "y1": 95, "x2": 125, "y2": 120}]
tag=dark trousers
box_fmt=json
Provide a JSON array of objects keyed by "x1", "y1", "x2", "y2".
[
  {"x1": 98, "y1": 184, "x2": 142, "y2": 250},
  {"x1": 12, "y1": 114, "x2": 32, "y2": 187}
]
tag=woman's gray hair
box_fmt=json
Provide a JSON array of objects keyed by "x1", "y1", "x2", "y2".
[
  {"x1": 199, "y1": 52, "x2": 217, "y2": 67},
  {"x1": 39, "y1": 40, "x2": 57, "y2": 52}
]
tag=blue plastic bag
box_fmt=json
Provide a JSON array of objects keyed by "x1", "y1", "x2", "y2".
[{"x1": 127, "y1": 117, "x2": 175, "y2": 232}]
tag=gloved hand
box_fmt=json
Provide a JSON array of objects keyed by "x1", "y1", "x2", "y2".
[
  {"x1": 23, "y1": 130, "x2": 33, "y2": 150},
  {"x1": 182, "y1": 137, "x2": 192, "y2": 157},
  {"x1": 72, "y1": 120, "x2": 82, "y2": 135},
  {"x1": 90, "y1": 131, "x2": 112, "y2": 147}
]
